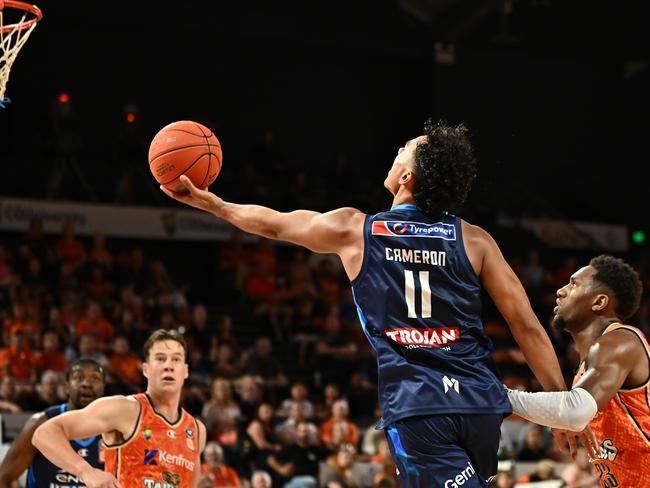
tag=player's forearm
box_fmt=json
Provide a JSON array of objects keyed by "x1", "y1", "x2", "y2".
[
  {"x1": 32, "y1": 422, "x2": 93, "y2": 478},
  {"x1": 214, "y1": 201, "x2": 310, "y2": 242},
  {"x1": 511, "y1": 325, "x2": 566, "y2": 391},
  {"x1": 507, "y1": 387, "x2": 598, "y2": 431}
]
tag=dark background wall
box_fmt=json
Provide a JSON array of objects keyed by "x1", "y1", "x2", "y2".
[{"x1": 1, "y1": 0, "x2": 648, "y2": 226}]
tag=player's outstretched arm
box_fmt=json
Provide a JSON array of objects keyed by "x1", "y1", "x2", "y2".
[
  {"x1": 0, "y1": 413, "x2": 47, "y2": 488},
  {"x1": 32, "y1": 396, "x2": 138, "y2": 488},
  {"x1": 161, "y1": 175, "x2": 365, "y2": 256},
  {"x1": 468, "y1": 224, "x2": 566, "y2": 392}
]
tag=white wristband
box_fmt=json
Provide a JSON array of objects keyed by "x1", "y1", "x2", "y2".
[{"x1": 507, "y1": 387, "x2": 598, "y2": 432}]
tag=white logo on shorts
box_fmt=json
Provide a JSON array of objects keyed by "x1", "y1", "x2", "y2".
[{"x1": 444, "y1": 461, "x2": 476, "y2": 487}]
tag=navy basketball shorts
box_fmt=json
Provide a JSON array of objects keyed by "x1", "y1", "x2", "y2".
[{"x1": 384, "y1": 413, "x2": 503, "y2": 488}]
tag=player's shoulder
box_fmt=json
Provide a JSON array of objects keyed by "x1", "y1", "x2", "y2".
[
  {"x1": 326, "y1": 207, "x2": 366, "y2": 220},
  {"x1": 588, "y1": 325, "x2": 645, "y2": 362}
]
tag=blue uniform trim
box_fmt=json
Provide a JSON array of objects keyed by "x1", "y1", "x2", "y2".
[
  {"x1": 390, "y1": 204, "x2": 420, "y2": 211},
  {"x1": 352, "y1": 288, "x2": 376, "y2": 352},
  {"x1": 74, "y1": 435, "x2": 99, "y2": 447},
  {"x1": 386, "y1": 426, "x2": 406, "y2": 457}
]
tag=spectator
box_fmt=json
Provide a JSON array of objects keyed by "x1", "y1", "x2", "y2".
[
  {"x1": 85, "y1": 265, "x2": 115, "y2": 304},
  {"x1": 0, "y1": 377, "x2": 22, "y2": 413},
  {"x1": 35, "y1": 329, "x2": 68, "y2": 375},
  {"x1": 4, "y1": 302, "x2": 39, "y2": 347},
  {"x1": 517, "y1": 459, "x2": 560, "y2": 484},
  {"x1": 234, "y1": 374, "x2": 263, "y2": 426},
  {"x1": 516, "y1": 424, "x2": 551, "y2": 461},
  {"x1": 492, "y1": 471, "x2": 515, "y2": 488},
  {"x1": 186, "y1": 304, "x2": 218, "y2": 362},
  {"x1": 202, "y1": 378, "x2": 241, "y2": 445},
  {"x1": 88, "y1": 232, "x2": 113, "y2": 268},
  {"x1": 267, "y1": 421, "x2": 323, "y2": 488},
  {"x1": 372, "y1": 455, "x2": 399, "y2": 488},
  {"x1": 22, "y1": 217, "x2": 50, "y2": 263},
  {"x1": 75, "y1": 301, "x2": 114, "y2": 348},
  {"x1": 0, "y1": 246, "x2": 14, "y2": 288},
  {"x1": 250, "y1": 470, "x2": 273, "y2": 488},
  {"x1": 560, "y1": 446, "x2": 598, "y2": 487},
  {"x1": 246, "y1": 403, "x2": 281, "y2": 473},
  {"x1": 315, "y1": 383, "x2": 342, "y2": 422},
  {"x1": 55, "y1": 221, "x2": 86, "y2": 268},
  {"x1": 275, "y1": 402, "x2": 319, "y2": 447},
  {"x1": 0, "y1": 330, "x2": 38, "y2": 382},
  {"x1": 319, "y1": 400, "x2": 359, "y2": 452},
  {"x1": 108, "y1": 335, "x2": 142, "y2": 393},
  {"x1": 74, "y1": 333, "x2": 109, "y2": 370},
  {"x1": 320, "y1": 443, "x2": 360, "y2": 488},
  {"x1": 215, "y1": 313, "x2": 241, "y2": 357},
  {"x1": 277, "y1": 381, "x2": 315, "y2": 419},
  {"x1": 314, "y1": 314, "x2": 357, "y2": 390},
  {"x1": 244, "y1": 337, "x2": 288, "y2": 400},
  {"x1": 214, "y1": 343, "x2": 244, "y2": 380},
  {"x1": 17, "y1": 369, "x2": 63, "y2": 411},
  {"x1": 201, "y1": 441, "x2": 242, "y2": 487}
]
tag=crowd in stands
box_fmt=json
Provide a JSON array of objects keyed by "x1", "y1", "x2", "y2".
[{"x1": 0, "y1": 212, "x2": 648, "y2": 487}]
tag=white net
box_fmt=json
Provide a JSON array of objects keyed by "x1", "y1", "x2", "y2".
[{"x1": 0, "y1": 5, "x2": 39, "y2": 105}]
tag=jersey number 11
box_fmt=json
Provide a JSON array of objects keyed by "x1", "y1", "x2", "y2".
[{"x1": 404, "y1": 270, "x2": 431, "y2": 318}]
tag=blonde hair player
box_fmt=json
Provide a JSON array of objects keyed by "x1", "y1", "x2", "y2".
[{"x1": 33, "y1": 329, "x2": 206, "y2": 488}]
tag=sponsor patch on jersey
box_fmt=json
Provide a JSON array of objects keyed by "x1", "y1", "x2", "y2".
[
  {"x1": 372, "y1": 220, "x2": 456, "y2": 240},
  {"x1": 385, "y1": 327, "x2": 460, "y2": 348},
  {"x1": 143, "y1": 428, "x2": 153, "y2": 440},
  {"x1": 185, "y1": 428, "x2": 194, "y2": 437},
  {"x1": 144, "y1": 449, "x2": 159, "y2": 465}
]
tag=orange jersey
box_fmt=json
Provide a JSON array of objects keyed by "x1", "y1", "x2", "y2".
[
  {"x1": 573, "y1": 323, "x2": 650, "y2": 487},
  {"x1": 104, "y1": 393, "x2": 200, "y2": 488}
]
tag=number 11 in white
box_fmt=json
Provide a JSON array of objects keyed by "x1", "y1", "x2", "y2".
[{"x1": 404, "y1": 270, "x2": 431, "y2": 318}]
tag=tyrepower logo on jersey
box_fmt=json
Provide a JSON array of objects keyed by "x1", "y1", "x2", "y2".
[
  {"x1": 372, "y1": 221, "x2": 456, "y2": 240},
  {"x1": 385, "y1": 327, "x2": 460, "y2": 348},
  {"x1": 143, "y1": 449, "x2": 195, "y2": 471},
  {"x1": 444, "y1": 461, "x2": 476, "y2": 487}
]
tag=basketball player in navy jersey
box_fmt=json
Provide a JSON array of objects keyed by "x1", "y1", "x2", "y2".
[
  {"x1": 161, "y1": 119, "x2": 568, "y2": 487},
  {"x1": 0, "y1": 358, "x2": 106, "y2": 488}
]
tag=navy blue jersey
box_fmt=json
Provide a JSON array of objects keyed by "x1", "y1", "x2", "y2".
[
  {"x1": 27, "y1": 404, "x2": 103, "y2": 488},
  {"x1": 351, "y1": 204, "x2": 511, "y2": 428}
]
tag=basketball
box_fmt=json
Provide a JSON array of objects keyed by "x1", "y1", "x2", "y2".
[{"x1": 148, "y1": 120, "x2": 222, "y2": 194}]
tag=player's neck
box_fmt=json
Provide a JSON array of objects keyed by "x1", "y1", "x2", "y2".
[
  {"x1": 571, "y1": 316, "x2": 620, "y2": 359},
  {"x1": 391, "y1": 188, "x2": 415, "y2": 208},
  {"x1": 146, "y1": 389, "x2": 182, "y2": 422}
]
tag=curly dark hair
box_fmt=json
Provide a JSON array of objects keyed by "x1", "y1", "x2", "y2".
[
  {"x1": 412, "y1": 119, "x2": 477, "y2": 218},
  {"x1": 589, "y1": 255, "x2": 643, "y2": 320}
]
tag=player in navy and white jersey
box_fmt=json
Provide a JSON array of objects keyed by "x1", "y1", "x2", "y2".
[
  {"x1": 162, "y1": 119, "x2": 568, "y2": 486},
  {"x1": 0, "y1": 358, "x2": 106, "y2": 488}
]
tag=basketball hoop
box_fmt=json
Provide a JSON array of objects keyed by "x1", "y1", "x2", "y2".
[{"x1": 0, "y1": 0, "x2": 42, "y2": 107}]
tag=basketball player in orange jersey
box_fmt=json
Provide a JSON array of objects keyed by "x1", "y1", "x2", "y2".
[
  {"x1": 161, "y1": 120, "x2": 573, "y2": 487},
  {"x1": 508, "y1": 255, "x2": 649, "y2": 487},
  {"x1": 32, "y1": 329, "x2": 206, "y2": 488}
]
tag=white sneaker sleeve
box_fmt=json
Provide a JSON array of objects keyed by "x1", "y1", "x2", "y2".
[{"x1": 506, "y1": 387, "x2": 598, "y2": 432}]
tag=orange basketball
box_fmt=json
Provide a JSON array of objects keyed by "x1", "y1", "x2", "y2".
[{"x1": 148, "y1": 120, "x2": 222, "y2": 194}]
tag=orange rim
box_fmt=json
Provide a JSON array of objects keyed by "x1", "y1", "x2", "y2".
[{"x1": 0, "y1": 0, "x2": 43, "y2": 34}]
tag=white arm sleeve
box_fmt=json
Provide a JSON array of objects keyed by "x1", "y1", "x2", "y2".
[{"x1": 507, "y1": 387, "x2": 598, "y2": 432}]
